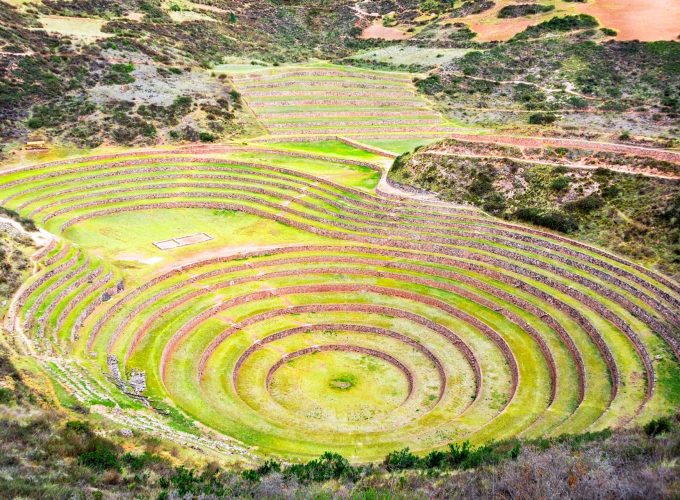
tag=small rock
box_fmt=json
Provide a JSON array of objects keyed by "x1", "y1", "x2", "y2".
[{"x1": 119, "y1": 428, "x2": 133, "y2": 438}]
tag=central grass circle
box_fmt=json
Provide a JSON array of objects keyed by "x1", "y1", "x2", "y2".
[
  {"x1": 268, "y1": 350, "x2": 411, "y2": 424},
  {"x1": 329, "y1": 374, "x2": 356, "y2": 390}
]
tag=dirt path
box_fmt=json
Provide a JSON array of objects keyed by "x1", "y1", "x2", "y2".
[
  {"x1": 0, "y1": 216, "x2": 54, "y2": 247},
  {"x1": 446, "y1": 72, "x2": 599, "y2": 101},
  {"x1": 448, "y1": 133, "x2": 680, "y2": 165},
  {"x1": 425, "y1": 151, "x2": 680, "y2": 180}
]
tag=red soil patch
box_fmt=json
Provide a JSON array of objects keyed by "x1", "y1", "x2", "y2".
[
  {"x1": 359, "y1": 22, "x2": 409, "y2": 40},
  {"x1": 459, "y1": 0, "x2": 680, "y2": 42},
  {"x1": 577, "y1": 0, "x2": 680, "y2": 41},
  {"x1": 468, "y1": 16, "x2": 536, "y2": 42}
]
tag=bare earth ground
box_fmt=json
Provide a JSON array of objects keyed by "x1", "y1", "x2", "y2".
[
  {"x1": 577, "y1": 0, "x2": 680, "y2": 41},
  {"x1": 451, "y1": 0, "x2": 680, "y2": 42}
]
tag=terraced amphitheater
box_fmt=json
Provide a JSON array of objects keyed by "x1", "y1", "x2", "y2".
[
  {"x1": 3, "y1": 137, "x2": 679, "y2": 463},
  {"x1": 225, "y1": 63, "x2": 455, "y2": 140}
]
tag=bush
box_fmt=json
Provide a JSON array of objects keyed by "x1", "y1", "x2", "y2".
[
  {"x1": 468, "y1": 172, "x2": 495, "y2": 196},
  {"x1": 550, "y1": 176, "x2": 570, "y2": 191},
  {"x1": 284, "y1": 452, "x2": 356, "y2": 483},
  {"x1": 26, "y1": 98, "x2": 96, "y2": 130},
  {"x1": 644, "y1": 417, "x2": 673, "y2": 437},
  {"x1": 384, "y1": 448, "x2": 420, "y2": 471},
  {"x1": 415, "y1": 74, "x2": 444, "y2": 95},
  {"x1": 65, "y1": 420, "x2": 91, "y2": 434},
  {"x1": 103, "y1": 63, "x2": 135, "y2": 85},
  {"x1": 78, "y1": 438, "x2": 120, "y2": 471},
  {"x1": 515, "y1": 207, "x2": 579, "y2": 233},
  {"x1": 0, "y1": 387, "x2": 13, "y2": 404},
  {"x1": 498, "y1": 4, "x2": 554, "y2": 18},
  {"x1": 482, "y1": 192, "x2": 506, "y2": 214},
  {"x1": 121, "y1": 451, "x2": 160, "y2": 471},
  {"x1": 199, "y1": 132, "x2": 216, "y2": 142},
  {"x1": 564, "y1": 193, "x2": 604, "y2": 213},
  {"x1": 446, "y1": 441, "x2": 497, "y2": 469},
  {"x1": 514, "y1": 14, "x2": 598, "y2": 39},
  {"x1": 423, "y1": 450, "x2": 447, "y2": 468},
  {"x1": 567, "y1": 96, "x2": 589, "y2": 109},
  {"x1": 420, "y1": 0, "x2": 448, "y2": 13},
  {"x1": 528, "y1": 112, "x2": 558, "y2": 125}
]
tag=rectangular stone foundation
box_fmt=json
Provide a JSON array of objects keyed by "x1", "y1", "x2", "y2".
[{"x1": 153, "y1": 232, "x2": 213, "y2": 250}]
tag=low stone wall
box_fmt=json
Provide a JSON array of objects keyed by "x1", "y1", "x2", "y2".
[
  {"x1": 233, "y1": 324, "x2": 446, "y2": 403},
  {"x1": 264, "y1": 344, "x2": 415, "y2": 400},
  {"x1": 54, "y1": 266, "x2": 104, "y2": 333}
]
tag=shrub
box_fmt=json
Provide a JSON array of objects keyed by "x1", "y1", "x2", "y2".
[
  {"x1": 415, "y1": 74, "x2": 444, "y2": 95},
  {"x1": 528, "y1": 112, "x2": 558, "y2": 125},
  {"x1": 468, "y1": 172, "x2": 495, "y2": 196},
  {"x1": 420, "y1": 0, "x2": 448, "y2": 13},
  {"x1": 498, "y1": 4, "x2": 554, "y2": 18},
  {"x1": 65, "y1": 420, "x2": 91, "y2": 434},
  {"x1": 0, "y1": 387, "x2": 13, "y2": 404},
  {"x1": 171, "y1": 466, "x2": 198, "y2": 496},
  {"x1": 644, "y1": 417, "x2": 673, "y2": 437},
  {"x1": 550, "y1": 176, "x2": 570, "y2": 192},
  {"x1": 384, "y1": 447, "x2": 420, "y2": 471},
  {"x1": 482, "y1": 192, "x2": 506, "y2": 214},
  {"x1": 601, "y1": 185, "x2": 621, "y2": 199},
  {"x1": 423, "y1": 450, "x2": 447, "y2": 468},
  {"x1": 26, "y1": 98, "x2": 96, "y2": 129},
  {"x1": 567, "y1": 96, "x2": 589, "y2": 109},
  {"x1": 515, "y1": 207, "x2": 579, "y2": 233},
  {"x1": 199, "y1": 132, "x2": 216, "y2": 142},
  {"x1": 514, "y1": 14, "x2": 599, "y2": 39},
  {"x1": 121, "y1": 451, "x2": 160, "y2": 471},
  {"x1": 78, "y1": 438, "x2": 120, "y2": 471},
  {"x1": 564, "y1": 193, "x2": 605, "y2": 213},
  {"x1": 284, "y1": 452, "x2": 356, "y2": 483},
  {"x1": 104, "y1": 63, "x2": 135, "y2": 85}
]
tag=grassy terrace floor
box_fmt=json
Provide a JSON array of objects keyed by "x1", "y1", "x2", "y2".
[
  {"x1": 221, "y1": 63, "x2": 458, "y2": 140},
  {"x1": 2, "y1": 138, "x2": 679, "y2": 463}
]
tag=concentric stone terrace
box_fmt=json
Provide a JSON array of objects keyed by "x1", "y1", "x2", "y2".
[{"x1": 2, "y1": 141, "x2": 679, "y2": 461}]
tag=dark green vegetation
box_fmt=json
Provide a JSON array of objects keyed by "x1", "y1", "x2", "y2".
[
  {"x1": 390, "y1": 140, "x2": 680, "y2": 278},
  {"x1": 497, "y1": 4, "x2": 555, "y2": 19},
  {"x1": 1, "y1": 352, "x2": 678, "y2": 498},
  {"x1": 512, "y1": 14, "x2": 598, "y2": 40}
]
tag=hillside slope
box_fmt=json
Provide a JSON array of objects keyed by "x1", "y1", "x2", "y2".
[{"x1": 389, "y1": 138, "x2": 680, "y2": 278}]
